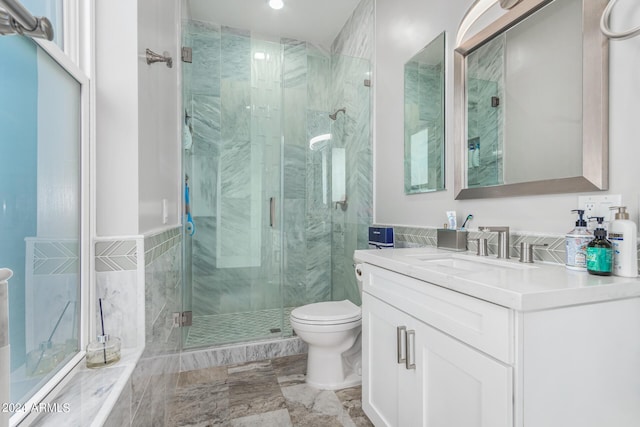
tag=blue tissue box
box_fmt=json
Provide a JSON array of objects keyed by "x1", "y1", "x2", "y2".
[{"x1": 369, "y1": 227, "x2": 394, "y2": 249}]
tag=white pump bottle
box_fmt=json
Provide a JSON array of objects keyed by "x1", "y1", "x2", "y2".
[{"x1": 609, "y1": 206, "x2": 638, "y2": 278}]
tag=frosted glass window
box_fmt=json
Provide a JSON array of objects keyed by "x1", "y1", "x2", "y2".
[{"x1": 0, "y1": 34, "x2": 81, "y2": 414}]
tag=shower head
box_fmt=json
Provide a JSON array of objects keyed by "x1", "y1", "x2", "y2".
[{"x1": 329, "y1": 107, "x2": 346, "y2": 121}]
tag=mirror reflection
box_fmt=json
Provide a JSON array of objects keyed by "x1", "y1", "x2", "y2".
[
  {"x1": 404, "y1": 32, "x2": 445, "y2": 194},
  {"x1": 466, "y1": 0, "x2": 582, "y2": 188},
  {"x1": 454, "y1": 0, "x2": 608, "y2": 199}
]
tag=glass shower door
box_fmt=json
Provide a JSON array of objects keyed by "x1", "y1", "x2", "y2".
[{"x1": 181, "y1": 24, "x2": 285, "y2": 349}]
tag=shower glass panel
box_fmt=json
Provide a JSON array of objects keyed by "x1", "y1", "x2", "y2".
[
  {"x1": 181, "y1": 20, "x2": 373, "y2": 350},
  {"x1": 330, "y1": 54, "x2": 372, "y2": 305},
  {"x1": 182, "y1": 23, "x2": 285, "y2": 348},
  {"x1": 0, "y1": 36, "x2": 81, "y2": 410}
]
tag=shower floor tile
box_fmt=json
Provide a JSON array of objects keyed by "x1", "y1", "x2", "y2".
[{"x1": 185, "y1": 307, "x2": 295, "y2": 348}]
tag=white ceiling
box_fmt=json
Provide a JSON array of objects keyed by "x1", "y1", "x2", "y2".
[{"x1": 187, "y1": 0, "x2": 361, "y2": 49}]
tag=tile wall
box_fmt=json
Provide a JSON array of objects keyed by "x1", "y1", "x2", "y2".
[
  {"x1": 386, "y1": 225, "x2": 566, "y2": 264},
  {"x1": 330, "y1": 0, "x2": 374, "y2": 305},
  {"x1": 182, "y1": 0, "x2": 376, "y2": 323},
  {"x1": 100, "y1": 227, "x2": 182, "y2": 426}
]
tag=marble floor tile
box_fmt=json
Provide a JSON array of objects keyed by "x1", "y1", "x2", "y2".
[
  {"x1": 166, "y1": 354, "x2": 372, "y2": 427},
  {"x1": 166, "y1": 382, "x2": 229, "y2": 426},
  {"x1": 282, "y1": 383, "x2": 356, "y2": 427},
  {"x1": 177, "y1": 366, "x2": 227, "y2": 388},
  {"x1": 230, "y1": 408, "x2": 293, "y2": 426},
  {"x1": 227, "y1": 361, "x2": 287, "y2": 418},
  {"x1": 335, "y1": 386, "x2": 374, "y2": 427},
  {"x1": 272, "y1": 353, "x2": 307, "y2": 387}
]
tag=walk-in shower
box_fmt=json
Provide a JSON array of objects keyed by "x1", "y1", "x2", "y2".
[{"x1": 181, "y1": 0, "x2": 374, "y2": 351}]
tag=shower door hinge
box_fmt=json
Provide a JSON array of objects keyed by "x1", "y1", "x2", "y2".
[
  {"x1": 173, "y1": 311, "x2": 193, "y2": 327},
  {"x1": 364, "y1": 79, "x2": 371, "y2": 87},
  {"x1": 181, "y1": 47, "x2": 193, "y2": 63}
]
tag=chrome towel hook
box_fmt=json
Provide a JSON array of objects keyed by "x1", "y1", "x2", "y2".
[
  {"x1": 145, "y1": 48, "x2": 173, "y2": 68},
  {"x1": 601, "y1": 0, "x2": 640, "y2": 40}
]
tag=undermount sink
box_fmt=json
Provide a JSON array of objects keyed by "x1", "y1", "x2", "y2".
[
  {"x1": 418, "y1": 257, "x2": 496, "y2": 273},
  {"x1": 404, "y1": 252, "x2": 534, "y2": 274}
]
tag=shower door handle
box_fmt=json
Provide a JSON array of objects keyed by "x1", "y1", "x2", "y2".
[{"x1": 269, "y1": 197, "x2": 275, "y2": 228}]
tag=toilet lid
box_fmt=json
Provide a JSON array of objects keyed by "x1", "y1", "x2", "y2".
[{"x1": 291, "y1": 300, "x2": 361, "y2": 324}]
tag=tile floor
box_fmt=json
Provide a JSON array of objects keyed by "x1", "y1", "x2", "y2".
[
  {"x1": 185, "y1": 308, "x2": 295, "y2": 348},
  {"x1": 167, "y1": 353, "x2": 374, "y2": 426}
]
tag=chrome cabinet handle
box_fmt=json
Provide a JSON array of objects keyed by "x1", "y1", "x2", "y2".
[
  {"x1": 405, "y1": 330, "x2": 416, "y2": 370},
  {"x1": 397, "y1": 326, "x2": 407, "y2": 364}
]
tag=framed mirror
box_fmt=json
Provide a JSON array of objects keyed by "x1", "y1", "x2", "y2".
[
  {"x1": 454, "y1": 0, "x2": 609, "y2": 199},
  {"x1": 404, "y1": 32, "x2": 446, "y2": 194}
]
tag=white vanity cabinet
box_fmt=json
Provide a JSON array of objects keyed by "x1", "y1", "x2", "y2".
[
  {"x1": 362, "y1": 264, "x2": 512, "y2": 427},
  {"x1": 364, "y1": 293, "x2": 512, "y2": 427},
  {"x1": 360, "y1": 260, "x2": 640, "y2": 427}
]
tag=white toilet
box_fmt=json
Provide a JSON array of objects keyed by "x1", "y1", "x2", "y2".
[{"x1": 290, "y1": 263, "x2": 364, "y2": 390}]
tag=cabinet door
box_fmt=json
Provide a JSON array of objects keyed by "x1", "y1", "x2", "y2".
[
  {"x1": 363, "y1": 293, "x2": 424, "y2": 427},
  {"x1": 416, "y1": 321, "x2": 513, "y2": 427}
]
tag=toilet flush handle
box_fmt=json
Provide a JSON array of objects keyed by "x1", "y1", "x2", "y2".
[{"x1": 353, "y1": 263, "x2": 363, "y2": 278}]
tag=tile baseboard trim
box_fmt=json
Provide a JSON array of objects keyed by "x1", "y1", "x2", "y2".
[
  {"x1": 377, "y1": 224, "x2": 566, "y2": 265},
  {"x1": 180, "y1": 336, "x2": 307, "y2": 372}
]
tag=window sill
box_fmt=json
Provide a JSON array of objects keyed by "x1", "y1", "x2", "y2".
[{"x1": 19, "y1": 348, "x2": 143, "y2": 426}]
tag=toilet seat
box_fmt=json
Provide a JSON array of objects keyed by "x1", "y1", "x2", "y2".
[{"x1": 290, "y1": 300, "x2": 361, "y2": 325}]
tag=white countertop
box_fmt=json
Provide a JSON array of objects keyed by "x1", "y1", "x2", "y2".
[{"x1": 354, "y1": 247, "x2": 640, "y2": 311}]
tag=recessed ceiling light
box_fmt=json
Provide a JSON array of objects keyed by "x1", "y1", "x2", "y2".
[{"x1": 269, "y1": 0, "x2": 284, "y2": 10}]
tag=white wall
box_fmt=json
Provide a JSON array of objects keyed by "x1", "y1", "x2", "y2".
[
  {"x1": 504, "y1": 0, "x2": 582, "y2": 184},
  {"x1": 95, "y1": 0, "x2": 181, "y2": 236},
  {"x1": 137, "y1": 0, "x2": 181, "y2": 233},
  {"x1": 95, "y1": 0, "x2": 140, "y2": 236},
  {"x1": 375, "y1": 0, "x2": 640, "y2": 234}
]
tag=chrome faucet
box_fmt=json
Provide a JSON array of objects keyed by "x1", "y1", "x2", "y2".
[{"x1": 478, "y1": 226, "x2": 510, "y2": 259}]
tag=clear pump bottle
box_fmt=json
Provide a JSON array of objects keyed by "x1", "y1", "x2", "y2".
[{"x1": 565, "y1": 209, "x2": 591, "y2": 271}]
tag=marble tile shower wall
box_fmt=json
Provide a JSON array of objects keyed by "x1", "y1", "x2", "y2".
[
  {"x1": 183, "y1": 20, "x2": 336, "y2": 317},
  {"x1": 100, "y1": 227, "x2": 182, "y2": 426},
  {"x1": 283, "y1": 38, "x2": 333, "y2": 308},
  {"x1": 330, "y1": 0, "x2": 374, "y2": 305}
]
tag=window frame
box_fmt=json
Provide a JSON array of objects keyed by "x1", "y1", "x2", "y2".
[{"x1": 8, "y1": 3, "x2": 92, "y2": 425}]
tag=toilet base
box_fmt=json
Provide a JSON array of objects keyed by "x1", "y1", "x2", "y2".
[
  {"x1": 306, "y1": 371, "x2": 362, "y2": 391},
  {"x1": 304, "y1": 332, "x2": 362, "y2": 391}
]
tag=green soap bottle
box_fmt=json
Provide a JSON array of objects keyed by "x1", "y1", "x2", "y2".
[{"x1": 586, "y1": 216, "x2": 612, "y2": 276}]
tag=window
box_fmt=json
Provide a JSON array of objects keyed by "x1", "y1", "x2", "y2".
[{"x1": 0, "y1": 18, "x2": 89, "y2": 424}]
